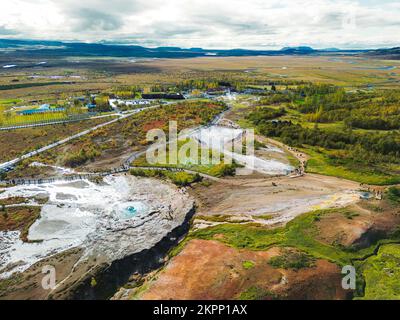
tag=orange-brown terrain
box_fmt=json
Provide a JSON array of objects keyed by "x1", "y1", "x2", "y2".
[
  {"x1": 113, "y1": 184, "x2": 400, "y2": 301},
  {"x1": 133, "y1": 239, "x2": 348, "y2": 300},
  {"x1": 315, "y1": 200, "x2": 400, "y2": 249}
]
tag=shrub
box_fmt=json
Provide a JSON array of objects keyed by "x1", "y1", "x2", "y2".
[
  {"x1": 238, "y1": 286, "x2": 276, "y2": 300},
  {"x1": 242, "y1": 260, "x2": 255, "y2": 270},
  {"x1": 130, "y1": 168, "x2": 202, "y2": 186},
  {"x1": 269, "y1": 249, "x2": 315, "y2": 270},
  {"x1": 63, "y1": 146, "x2": 101, "y2": 167},
  {"x1": 90, "y1": 277, "x2": 97, "y2": 287},
  {"x1": 164, "y1": 172, "x2": 202, "y2": 187},
  {"x1": 387, "y1": 187, "x2": 400, "y2": 203},
  {"x1": 208, "y1": 163, "x2": 237, "y2": 177}
]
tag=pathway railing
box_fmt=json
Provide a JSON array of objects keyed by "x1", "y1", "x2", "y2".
[{"x1": 0, "y1": 166, "x2": 131, "y2": 186}]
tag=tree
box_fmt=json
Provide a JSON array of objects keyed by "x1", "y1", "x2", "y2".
[
  {"x1": 0, "y1": 107, "x2": 5, "y2": 126},
  {"x1": 95, "y1": 96, "x2": 111, "y2": 112},
  {"x1": 90, "y1": 277, "x2": 97, "y2": 287},
  {"x1": 1, "y1": 206, "x2": 8, "y2": 220}
]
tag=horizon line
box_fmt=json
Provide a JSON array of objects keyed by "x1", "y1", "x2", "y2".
[{"x1": 0, "y1": 38, "x2": 398, "y2": 51}]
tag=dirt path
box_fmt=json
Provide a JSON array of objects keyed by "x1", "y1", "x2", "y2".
[
  {"x1": 263, "y1": 136, "x2": 309, "y2": 166},
  {"x1": 185, "y1": 111, "x2": 381, "y2": 227}
]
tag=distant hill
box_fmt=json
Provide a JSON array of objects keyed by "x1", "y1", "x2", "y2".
[
  {"x1": 320, "y1": 48, "x2": 341, "y2": 52},
  {"x1": 364, "y1": 47, "x2": 400, "y2": 60},
  {"x1": 280, "y1": 46, "x2": 316, "y2": 53},
  {"x1": 0, "y1": 39, "x2": 368, "y2": 59}
]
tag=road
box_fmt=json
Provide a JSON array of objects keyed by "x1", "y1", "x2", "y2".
[
  {"x1": 122, "y1": 104, "x2": 230, "y2": 167},
  {"x1": 0, "y1": 100, "x2": 232, "y2": 178},
  {"x1": 0, "y1": 105, "x2": 162, "y2": 172},
  {"x1": 0, "y1": 98, "x2": 228, "y2": 176}
]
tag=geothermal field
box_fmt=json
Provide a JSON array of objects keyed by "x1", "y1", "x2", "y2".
[{"x1": 0, "y1": 175, "x2": 194, "y2": 281}]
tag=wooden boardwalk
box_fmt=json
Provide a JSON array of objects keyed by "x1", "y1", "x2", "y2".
[{"x1": 0, "y1": 165, "x2": 223, "y2": 186}]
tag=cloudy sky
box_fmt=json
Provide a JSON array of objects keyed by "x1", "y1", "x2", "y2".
[{"x1": 0, "y1": 0, "x2": 399, "y2": 49}]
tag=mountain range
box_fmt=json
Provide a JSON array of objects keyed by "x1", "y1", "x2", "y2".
[{"x1": 0, "y1": 39, "x2": 397, "y2": 59}]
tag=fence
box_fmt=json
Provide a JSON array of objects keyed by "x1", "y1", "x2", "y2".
[{"x1": 0, "y1": 166, "x2": 130, "y2": 186}]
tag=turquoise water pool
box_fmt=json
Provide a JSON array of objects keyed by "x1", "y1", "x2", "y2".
[
  {"x1": 124, "y1": 206, "x2": 138, "y2": 218},
  {"x1": 115, "y1": 201, "x2": 148, "y2": 219}
]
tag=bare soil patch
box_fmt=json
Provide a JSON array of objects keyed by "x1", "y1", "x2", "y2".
[
  {"x1": 315, "y1": 200, "x2": 400, "y2": 249},
  {"x1": 137, "y1": 239, "x2": 348, "y2": 300},
  {"x1": 0, "y1": 248, "x2": 84, "y2": 300},
  {"x1": 189, "y1": 173, "x2": 360, "y2": 225}
]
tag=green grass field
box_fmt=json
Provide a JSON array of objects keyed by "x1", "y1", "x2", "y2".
[
  {"x1": 132, "y1": 138, "x2": 239, "y2": 177},
  {"x1": 190, "y1": 209, "x2": 381, "y2": 264},
  {"x1": 304, "y1": 147, "x2": 400, "y2": 185},
  {"x1": 0, "y1": 98, "x2": 22, "y2": 108},
  {"x1": 0, "y1": 112, "x2": 68, "y2": 127},
  {"x1": 359, "y1": 244, "x2": 400, "y2": 300}
]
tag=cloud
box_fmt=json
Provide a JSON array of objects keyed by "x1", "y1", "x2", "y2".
[
  {"x1": 68, "y1": 8, "x2": 123, "y2": 31},
  {"x1": 0, "y1": 25, "x2": 19, "y2": 36},
  {"x1": 0, "y1": 0, "x2": 399, "y2": 49}
]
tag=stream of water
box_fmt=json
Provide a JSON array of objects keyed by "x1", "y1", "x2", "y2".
[{"x1": 191, "y1": 126, "x2": 294, "y2": 175}]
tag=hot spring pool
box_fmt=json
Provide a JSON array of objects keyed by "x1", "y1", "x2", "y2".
[{"x1": 115, "y1": 201, "x2": 148, "y2": 219}]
